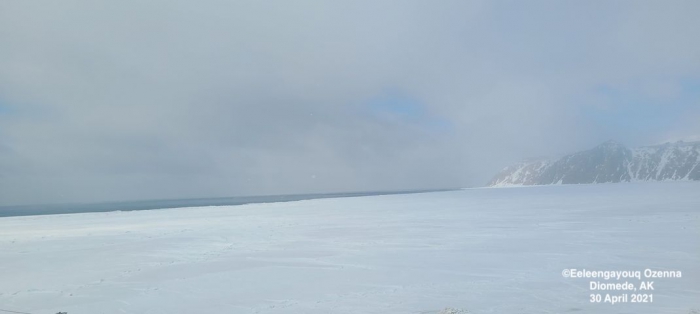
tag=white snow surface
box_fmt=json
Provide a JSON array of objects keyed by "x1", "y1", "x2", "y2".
[{"x1": 1, "y1": 182, "x2": 699, "y2": 314}]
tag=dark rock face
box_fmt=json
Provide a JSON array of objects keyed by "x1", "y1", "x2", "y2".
[
  {"x1": 489, "y1": 141, "x2": 700, "y2": 186},
  {"x1": 628, "y1": 142, "x2": 700, "y2": 181}
]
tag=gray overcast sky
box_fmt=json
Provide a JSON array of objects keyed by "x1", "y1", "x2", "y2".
[{"x1": 1, "y1": 1, "x2": 699, "y2": 205}]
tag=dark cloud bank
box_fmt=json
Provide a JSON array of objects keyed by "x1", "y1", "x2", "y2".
[{"x1": 1, "y1": 1, "x2": 699, "y2": 205}]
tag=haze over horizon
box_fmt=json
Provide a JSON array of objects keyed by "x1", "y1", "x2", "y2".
[{"x1": 1, "y1": 1, "x2": 700, "y2": 205}]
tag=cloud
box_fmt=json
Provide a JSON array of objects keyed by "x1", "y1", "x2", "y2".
[{"x1": 0, "y1": 0, "x2": 699, "y2": 205}]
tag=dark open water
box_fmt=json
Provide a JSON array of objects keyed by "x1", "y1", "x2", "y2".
[{"x1": 0, "y1": 189, "x2": 451, "y2": 217}]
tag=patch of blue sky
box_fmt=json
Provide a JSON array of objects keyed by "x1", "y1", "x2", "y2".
[
  {"x1": 582, "y1": 78, "x2": 700, "y2": 137},
  {"x1": 679, "y1": 78, "x2": 700, "y2": 99},
  {"x1": 0, "y1": 98, "x2": 16, "y2": 115},
  {"x1": 364, "y1": 90, "x2": 454, "y2": 133}
]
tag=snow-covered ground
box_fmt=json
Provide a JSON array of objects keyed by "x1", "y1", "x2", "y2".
[{"x1": 1, "y1": 182, "x2": 698, "y2": 314}]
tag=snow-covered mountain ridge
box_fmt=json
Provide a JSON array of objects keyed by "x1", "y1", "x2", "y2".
[{"x1": 489, "y1": 140, "x2": 700, "y2": 186}]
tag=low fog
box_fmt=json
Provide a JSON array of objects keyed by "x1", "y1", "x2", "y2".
[{"x1": 1, "y1": 1, "x2": 699, "y2": 205}]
